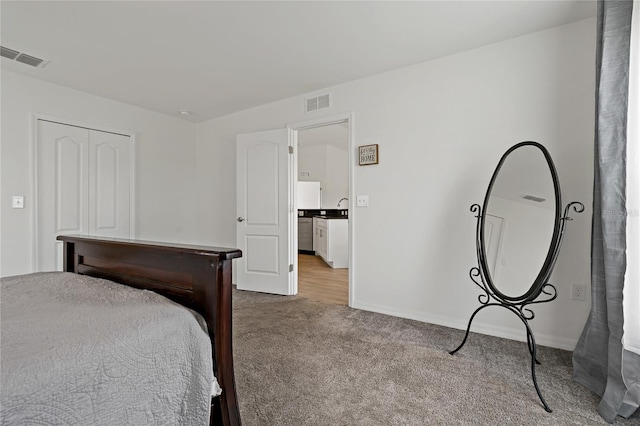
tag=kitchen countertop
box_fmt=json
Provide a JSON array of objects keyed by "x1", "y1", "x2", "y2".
[
  {"x1": 313, "y1": 215, "x2": 348, "y2": 220},
  {"x1": 298, "y1": 209, "x2": 348, "y2": 219}
]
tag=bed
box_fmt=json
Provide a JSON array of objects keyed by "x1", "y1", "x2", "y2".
[{"x1": 0, "y1": 234, "x2": 242, "y2": 426}]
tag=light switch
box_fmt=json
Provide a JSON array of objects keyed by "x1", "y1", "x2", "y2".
[
  {"x1": 12, "y1": 196, "x2": 24, "y2": 209},
  {"x1": 356, "y1": 195, "x2": 369, "y2": 207}
]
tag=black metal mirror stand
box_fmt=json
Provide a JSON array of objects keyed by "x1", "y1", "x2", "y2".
[{"x1": 450, "y1": 201, "x2": 584, "y2": 413}]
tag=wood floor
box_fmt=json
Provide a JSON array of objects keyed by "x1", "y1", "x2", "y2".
[{"x1": 298, "y1": 254, "x2": 348, "y2": 305}]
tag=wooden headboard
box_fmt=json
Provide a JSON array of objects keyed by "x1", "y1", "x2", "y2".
[{"x1": 57, "y1": 234, "x2": 242, "y2": 426}]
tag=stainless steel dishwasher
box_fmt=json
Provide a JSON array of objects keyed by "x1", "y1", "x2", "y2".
[{"x1": 298, "y1": 217, "x2": 314, "y2": 253}]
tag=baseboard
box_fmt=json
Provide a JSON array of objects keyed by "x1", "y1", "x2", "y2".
[{"x1": 350, "y1": 301, "x2": 577, "y2": 351}]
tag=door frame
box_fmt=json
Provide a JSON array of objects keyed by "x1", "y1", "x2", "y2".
[
  {"x1": 30, "y1": 113, "x2": 137, "y2": 271},
  {"x1": 287, "y1": 112, "x2": 355, "y2": 307}
]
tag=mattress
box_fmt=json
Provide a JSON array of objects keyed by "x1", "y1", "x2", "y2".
[{"x1": 0, "y1": 272, "x2": 218, "y2": 425}]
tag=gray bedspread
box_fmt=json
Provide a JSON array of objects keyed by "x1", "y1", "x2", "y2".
[{"x1": 1, "y1": 272, "x2": 218, "y2": 425}]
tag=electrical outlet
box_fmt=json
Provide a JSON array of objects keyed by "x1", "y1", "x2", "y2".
[
  {"x1": 571, "y1": 283, "x2": 586, "y2": 301},
  {"x1": 356, "y1": 195, "x2": 369, "y2": 207}
]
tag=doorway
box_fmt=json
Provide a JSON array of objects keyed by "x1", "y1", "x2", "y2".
[
  {"x1": 295, "y1": 121, "x2": 350, "y2": 305},
  {"x1": 234, "y1": 113, "x2": 354, "y2": 303}
]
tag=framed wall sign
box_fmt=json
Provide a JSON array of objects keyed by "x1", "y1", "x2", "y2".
[{"x1": 358, "y1": 144, "x2": 379, "y2": 166}]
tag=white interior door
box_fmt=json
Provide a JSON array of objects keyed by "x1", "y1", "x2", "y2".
[
  {"x1": 236, "y1": 129, "x2": 295, "y2": 295},
  {"x1": 36, "y1": 120, "x2": 132, "y2": 271}
]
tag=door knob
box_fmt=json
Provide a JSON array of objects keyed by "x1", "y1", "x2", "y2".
[{"x1": 237, "y1": 217, "x2": 245, "y2": 222}]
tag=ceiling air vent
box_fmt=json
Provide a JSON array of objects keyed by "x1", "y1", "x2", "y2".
[
  {"x1": 305, "y1": 93, "x2": 331, "y2": 113},
  {"x1": 16, "y1": 53, "x2": 45, "y2": 67},
  {"x1": 0, "y1": 45, "x2": 48, "y2": 68},
  {"x1": 521, "y1": 195, "x2": 546, "y2": 203},
  {"x1": 1, "y1": 46, "x2": 20, "y2": 60}
]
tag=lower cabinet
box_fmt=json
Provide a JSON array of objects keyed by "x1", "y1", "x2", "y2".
[
  {"x1": 314, "y1": 218, "x2": 328, "y2": 259},
  {"x1": 313, "y1": 217, "x2": 348, "y2": 268}
]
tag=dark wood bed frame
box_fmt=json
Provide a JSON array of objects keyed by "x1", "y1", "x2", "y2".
[{"x1": 57, "y1": 235, "x2": 242, "y2": 426}]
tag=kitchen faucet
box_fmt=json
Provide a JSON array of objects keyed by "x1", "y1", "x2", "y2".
[{"x1": 337, "y1": 198, "x2": 348, "y2": 208}]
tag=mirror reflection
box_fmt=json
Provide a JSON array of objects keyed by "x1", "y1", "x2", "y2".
[{"x1": 483, "y1": 145, "x2": 556, "y2": 298}]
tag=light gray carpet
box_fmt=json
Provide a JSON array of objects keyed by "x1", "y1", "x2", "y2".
[{"x1": 232, "y1": 290, "x2": 640, "y2": 425}]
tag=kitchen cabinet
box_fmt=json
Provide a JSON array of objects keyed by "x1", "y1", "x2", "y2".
[
  {"x1": 313, "y1": 217, "x2": 348, "y2": 268},
  {"x1": 314, "y1": 218, "x2": 327, "y2": 259}
]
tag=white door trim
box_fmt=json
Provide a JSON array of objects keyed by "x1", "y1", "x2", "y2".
[
  {"x1": 287, "y1": 112, "x2": 355, "y2": 307},
  {"x1": 30, "y1": 113, "x2": 137, "y2": 272}
]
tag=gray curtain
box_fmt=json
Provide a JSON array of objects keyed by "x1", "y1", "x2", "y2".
[{"x1": 572, "y1": 0, "x2": 639, "y2": 423}]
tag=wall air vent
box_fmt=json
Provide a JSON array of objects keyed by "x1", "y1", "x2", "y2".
[
  {"x1": 0, "y1": 45, "x2": 48, "y2": 68},
  {"x1": 521, "y1": 195, "x2": 546, "y2": 203},
  {"x1": 305, "y1": 93, "x2": 331, "y2": 113}
]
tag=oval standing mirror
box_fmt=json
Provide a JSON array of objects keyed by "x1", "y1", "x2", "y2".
[
  {"x1": 451, "y1": 141, "x2": 583, "y2": 413},
  {"x1": 480, "y1": 142, "x2": 561, "y2": 302}
]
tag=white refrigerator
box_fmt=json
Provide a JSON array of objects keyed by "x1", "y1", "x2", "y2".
[{"x1": 298, "y1": 181, "x2": 321, "y2": 209}]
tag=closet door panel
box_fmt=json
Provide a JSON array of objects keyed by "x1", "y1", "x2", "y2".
[
  {"x1": 37, "y1": 121, "x2": 89, "y2": 271},
  {"x1": 88, "y1": 130, "x2": 131, "y2": 238}
]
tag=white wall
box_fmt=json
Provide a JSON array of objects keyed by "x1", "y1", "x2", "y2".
[
  {"x1": 298, "y1": 143, "x2": 348, "y2": 209},
  {"x1": 298, "y1": 145, "x2": 327, "y2": 184},
  {"x1": 195, "y1": 18, "x2": 596, "y2": 350},
  {"x1": 324, "y1": 145, "x2": 349, "y2": 209},
  {"x1": 1, "y1": 70, "x2": 198, "y2": 277}
]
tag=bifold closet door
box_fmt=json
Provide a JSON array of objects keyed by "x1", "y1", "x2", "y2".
[
  {"x1": 37, "y1": 120, "x2": 131, "y2": 271},
  {"x1": 87, "y1": 129, "x2": 131, "y2": 238}
]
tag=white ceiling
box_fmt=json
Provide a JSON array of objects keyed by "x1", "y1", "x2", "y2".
[{"x1": 0, "y1": 1, "x2": 596, "y2": 123}]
